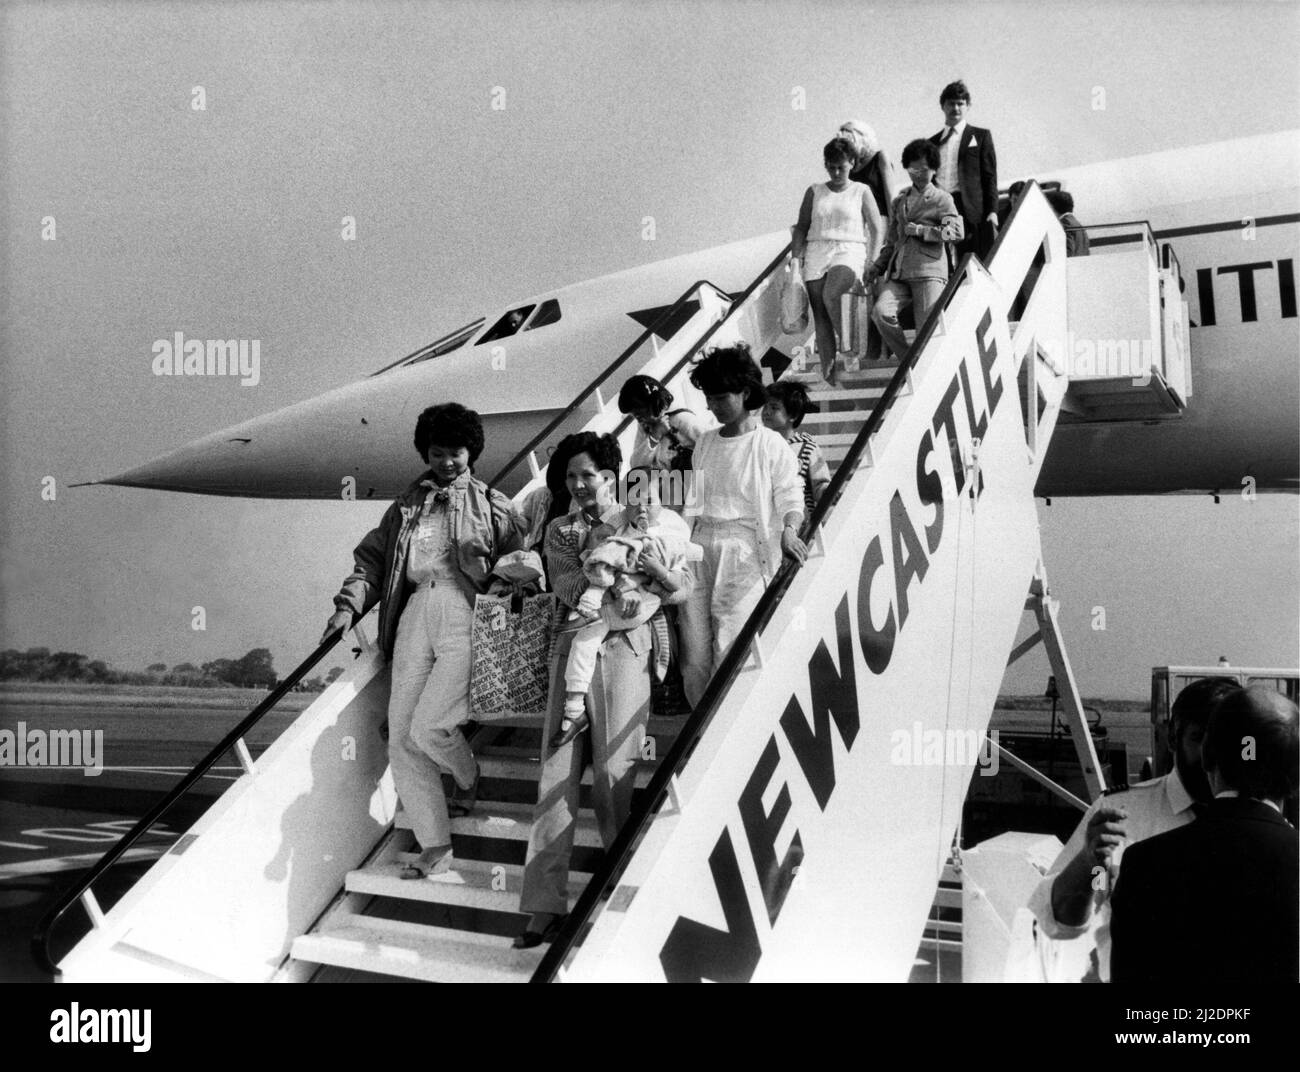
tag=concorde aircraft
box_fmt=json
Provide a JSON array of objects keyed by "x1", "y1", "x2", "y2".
[{"x1": 95, "y1": 130, "x2": 1299, "y2": 501}]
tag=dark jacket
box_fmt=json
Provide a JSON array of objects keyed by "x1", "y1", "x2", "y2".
[
  {"x1": 929, "y1": 124, "x2": 998, "y2": 228},
  {"x1": 1110, "y1": 797, "x2": 1299, "y2": 983},
  {"x1": 332, "y1": 471, "x2": 526, "y2": 660},
  {"x1": 1060, "y1": 212, "x2": 1090, "y2": 257},
  {"x1": 850, "y1": 151, "x2": 893, "y2": 222}
]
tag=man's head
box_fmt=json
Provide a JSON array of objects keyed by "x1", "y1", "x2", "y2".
[
  {"x1": 939, "y1": 80, "x2": 971, "y2": 127},
  {"x1": 1169, "y1": 676, "x2": 1240, "y2": 802},
  {"x1": 1202, "y1": 686, "x2": 1299, "y2": 805},
  {"x1": 1045, "y1": 189, "x2": 1075, "y2": 216}
]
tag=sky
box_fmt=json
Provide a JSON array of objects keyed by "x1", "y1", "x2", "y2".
[{"x1": 1, "y1": 0, "x2": 1297, "y2": 698}]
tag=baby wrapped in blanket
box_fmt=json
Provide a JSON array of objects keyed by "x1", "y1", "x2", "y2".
[{"x1": 553, "y1": 469, "x2": 702, "y2": 746}]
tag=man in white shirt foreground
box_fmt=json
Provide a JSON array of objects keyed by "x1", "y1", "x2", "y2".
[
  {"x1": 1027, "y1": 675, "x2": 1238, "y2": 981},
  {"x1": 1110, "y1": 686, "x2": 1299, "y2": 982}
]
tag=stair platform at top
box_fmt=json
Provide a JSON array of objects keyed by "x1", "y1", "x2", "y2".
[{"x1": 1054, "y1": 221, "x2": 1191, "y2": 422}]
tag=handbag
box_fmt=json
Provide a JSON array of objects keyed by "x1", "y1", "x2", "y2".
[
  {"x1": 779, "y1": 257, "x2": 810, "y2": 335},
  {"x1": 469, "y1": 592, "x2": 557, "y2": 719},
  {"x1": 838, "y1": 282, "x2": 873, "y2": 370}
]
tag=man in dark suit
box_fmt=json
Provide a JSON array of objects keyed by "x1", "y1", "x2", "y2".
[
  {"x1": 1046, "y1": 189, "x2": 1090, "y2": 257},
  {"x1": 930, "y1": 80, "x2": 998, "y2": 262},
  {"x1": 1111, "y1": 687, "x2": 1299, "y2": 983}
]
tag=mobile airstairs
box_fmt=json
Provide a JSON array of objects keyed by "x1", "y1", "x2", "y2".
[{"x1": 39, "y1": 185, "x2": 1191, "y2": 982}]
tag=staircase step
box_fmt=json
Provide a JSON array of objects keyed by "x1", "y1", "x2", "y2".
[
  {"x1": 848, "y1": 364, "x2": 902, "y2": 380},
  {"x1": 477, "y1": 753, "x2": 657, "y2": 788},
  {"x1": 799, "y1": 410, "x2": 873, "y2": 427},
  {"x1": 813, "y1": 433, "x2": 863, "y2": 447},
  {"x1": 292, "y1": 919, "x2": 542, "y2": 983},
  {"x1": 479, "y1": 744, "x2": 560, "y2": 760},
  {"x1": 481, "y1": 728, "x2": 681, "y2": 761},
  {"x1": 473, "y1": 713, "x2": 687, "y2": 736},
  {"x1": 784, "y1": 363, "x2": 899, "y2": 384},
  {"x1": 345, "y1": 859, "x2": 588, "y2": 909},
  {"x1": 349, "y1": 911, "x2": 519, "y2": 947},
  {"x1": 397, "y1": 801, "x2": 602, "y2": 847},
  {"x1": 803, "y1": 387, "x2": 882, "y2": 403}
]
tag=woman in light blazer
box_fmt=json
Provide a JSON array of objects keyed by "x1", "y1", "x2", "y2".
[{"x1": 867, "y1": 139, "x2": 963, "y2": 362}]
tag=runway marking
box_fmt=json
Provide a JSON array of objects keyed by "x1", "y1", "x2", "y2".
[
  {"x1": 80, "y1": 765, "x2": 243, "y2": 781},
  {"x1": 0, "y1": 821, "x2": 177, "y2": 854},
  {"x1": 0, "y1": 765, "x2": 241, "y2": 777},
  {"x1": 24, "y1": 827, "x2": 127, "y2": 843},
  {"x1": 91, "y1": 820, "x2": 176, "y2": 835},
  {"x1": 97, "y1": 765, "x2": 242, "y2": 770},
  {"x1": 0, "y1": 846, "x2": 166, "y2": 880}
]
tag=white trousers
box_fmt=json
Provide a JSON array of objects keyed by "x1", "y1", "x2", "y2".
[
  {"x1": 677, "y1": 519, "x2": 775, "y2": 709},
  {"x1": 387, "y1": 582, "x2": 478, "y2": 849}
]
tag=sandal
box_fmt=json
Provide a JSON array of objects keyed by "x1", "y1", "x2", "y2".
[
  {"x1": 549, "y1": 711, "x2": 589, "y2": 750},
  {"x1": 399, "y1": 845, "x2": 452, "y2": 880}
]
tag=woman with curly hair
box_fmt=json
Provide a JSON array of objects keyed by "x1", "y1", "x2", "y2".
[
  {"x1": 322, "y1": 402, "x2": 527, "y2": 879},
  {"x1": 676, "y1": 345, "x2": 807, "y2": 708}
]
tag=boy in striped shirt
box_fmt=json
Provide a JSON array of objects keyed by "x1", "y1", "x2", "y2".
[{"x1": 761, "y1": 381, "x2": 831, "y2": 513}]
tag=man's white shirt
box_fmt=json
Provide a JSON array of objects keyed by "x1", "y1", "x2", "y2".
[
  {"x1": 935, "y1": 120, "x2": 967, "y2": 194},
  {"x1": 1026, "y1": 767, "x2": 1197, "y2": 981}
]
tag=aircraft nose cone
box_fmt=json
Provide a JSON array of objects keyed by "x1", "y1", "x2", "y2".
[
  {"x1": 98, "y1": 426, "x2": 270, "y2": 496},
  {"x1": 95, "y1": 381, "x2": 400, "y2": 498}
]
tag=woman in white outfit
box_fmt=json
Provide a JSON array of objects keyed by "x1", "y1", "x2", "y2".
[
  {"x1": 791, "y1": 137, "x2": 882, "y2": 385},
  {"x1": 676, "y1": 344, "x2": 808, "y2": 709},
  {"x1": 322, "y1": 404, "x2": 526, "y2": 879}
]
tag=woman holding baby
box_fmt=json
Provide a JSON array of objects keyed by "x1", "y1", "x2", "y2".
[{"x1": 513, "y1": 432, "x2": 693, "y2": 948}]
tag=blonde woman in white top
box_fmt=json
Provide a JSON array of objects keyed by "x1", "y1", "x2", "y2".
[
  {"x1": 676, "y1": 344, "x2": 807, "y2": 709},
  {"x1": 791, "y1": 137, "x2": 883, "y2": 385}
]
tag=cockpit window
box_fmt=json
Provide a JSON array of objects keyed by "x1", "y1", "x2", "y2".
[
  {"x1": 524, "y1": 298, "x2": 562, "y2": 331},
  {"x1": 370, "y1": 319, "x2": 485, "y2": 376},
  {"x1": 476, "y1": 305, "x2": 536, "y2": 345}
]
